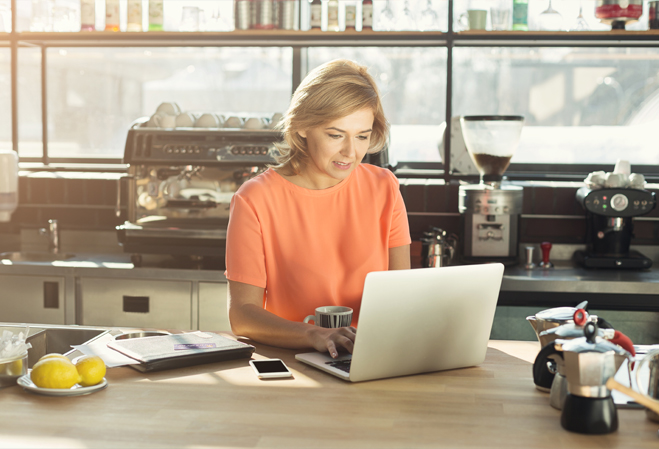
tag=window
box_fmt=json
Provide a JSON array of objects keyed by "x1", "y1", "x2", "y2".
[
  {"x1": 453, "y1": 47, "x2": 659, "y2": 166},
  {"x1": 308, "y1": 47, "x2": 448, "y2": 165},
  {"x1": 0, "y1": 48, "x2": 9, "y2": 151},
  {"x1": 17, "y1": 47, "x2": 292, "y2": 159}
]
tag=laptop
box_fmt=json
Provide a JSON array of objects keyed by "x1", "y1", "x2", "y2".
[{"x1": 295, "y1": 263, "x2": 504, "y2": 382}]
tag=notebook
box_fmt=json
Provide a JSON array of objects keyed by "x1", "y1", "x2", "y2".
[
  {"x1": 107, "y1": 331, "x2": 254, "y2": 372},
  {"x1": 296, "y1": 264, "x2": 505, "y2": 382}
]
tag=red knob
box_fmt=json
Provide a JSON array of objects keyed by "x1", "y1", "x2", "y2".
[
  {"x1": 573, "y1": 309, "x2": 588, "y2": 326},
  {"x1": 541, "y1": 241, "x2": 552, "y2": 265}
]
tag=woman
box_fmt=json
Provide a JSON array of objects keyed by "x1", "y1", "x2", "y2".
[{"x1": 225, "y1": 59, "x2": 411, "y2": 358}]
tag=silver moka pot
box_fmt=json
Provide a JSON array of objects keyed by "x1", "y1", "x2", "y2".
[{"x1": 554, "y1": 322, "x2": 631, "y2": 434}]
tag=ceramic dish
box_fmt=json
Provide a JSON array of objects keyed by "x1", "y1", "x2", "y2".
[{"x1": 17, "y1": 374, "x2": 107, "y2": 397}]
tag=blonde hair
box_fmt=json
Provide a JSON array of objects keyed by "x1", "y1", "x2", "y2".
[{"x1": 273, "y1": 59, "x2": 389, "y2": 175}]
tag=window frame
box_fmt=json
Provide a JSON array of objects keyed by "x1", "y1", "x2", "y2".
[{"x1": 4, "y1": 0, "x2": 659, "y2": 182}]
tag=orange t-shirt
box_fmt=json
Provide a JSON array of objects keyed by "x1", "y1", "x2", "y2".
[{"x1": 225, "y1": 164, "x2": 411, "y2": 324}]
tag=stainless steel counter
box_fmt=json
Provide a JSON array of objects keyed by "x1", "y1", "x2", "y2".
[
  {"x1": 0, "y1": 253, "x2": 226, "y2": 282},
  {"x1": 2, "y1": 252, "x2": 658, "y2": 311}
]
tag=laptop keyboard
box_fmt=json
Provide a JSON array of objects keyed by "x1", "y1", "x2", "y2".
[{"x1": 326, "y1": 359, "x2": 351, "y2": 373}]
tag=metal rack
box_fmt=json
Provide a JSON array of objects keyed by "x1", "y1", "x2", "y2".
[{"x1": 4, "y1": 0, "x2": 659, "y2": 179}]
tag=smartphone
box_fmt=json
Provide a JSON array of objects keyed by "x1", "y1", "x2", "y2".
[{"x1": 249, "y1": 359, "x2": 293, "y2": 379}]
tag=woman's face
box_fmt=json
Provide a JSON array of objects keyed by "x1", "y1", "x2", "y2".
[{"x1": 297, "y1": 107, "x2": 374, "y2": 189}]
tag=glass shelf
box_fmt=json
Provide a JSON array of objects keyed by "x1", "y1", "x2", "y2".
[
  {"x1": 2, "y1": 30, "x2": 448, "y2": 48},
  {"x1": 3, "y1": 29, "x2": 659, "y2": 48}
]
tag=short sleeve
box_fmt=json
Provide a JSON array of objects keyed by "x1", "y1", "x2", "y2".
[
  {"x1": 387, "y1": 173, "x2": 412, "y2": 248},
  {"x1": 225, "y1": 193, "x2": 268, "y2": 288}
]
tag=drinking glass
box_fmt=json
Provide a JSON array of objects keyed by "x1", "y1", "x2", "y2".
[
  {"x1": 571, "y1": 2, "x2": 589, "y2": 31},
  {"x1": 179, "y1": 6, "x2": 201, "y2": 32},
  {"x1": 395, "y1": 0, "x2": 417, "y2": 31},
  {"x1": 417, "y1": 0, "x2": 440, "y2": 31},
  {"x1": 538, "y1": 0, "x2": 564, "y2": 31},
  {"x1": 377, "y1": 0, "x2": 395, "y2": 31},
  {"x1": 490, "y1": 0, "x2": 512, "y2": 31}
]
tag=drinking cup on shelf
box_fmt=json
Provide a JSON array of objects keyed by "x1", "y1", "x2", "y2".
[
  {"x1": 160, "y1": 115, "x2": 176, "y2": 128},
  {"x1": 155, "y1": 102, "x2": 181, "y2": 117},
  {"x1": 458, "y1": 9, "x2": 488, "y2": 31},
  {"x1": 175, "y1": 112, "x2": 196, "y2": 128},
  {"x1": 243, "y1": 117, "x2": 266, "y2": 130},
  {"x1": 223, "y1": 116, "x2": 244, "y2": 129},
  {"x1": 195, "y1": 113, "x2": 220, "y2": 128},
  {"x1": 269, "y1": 112, "x2": 284, "y2": 129}
]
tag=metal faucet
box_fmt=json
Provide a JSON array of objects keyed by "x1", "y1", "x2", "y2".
[{"x1": 39, "y1": 219, "x2": 60, "y2": 254}]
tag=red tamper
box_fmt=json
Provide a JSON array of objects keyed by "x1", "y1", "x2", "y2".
[{"x1": 540, "y1": 241, "x2": 554, "y2": 268}]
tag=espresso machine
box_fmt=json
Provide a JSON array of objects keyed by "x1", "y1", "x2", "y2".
[
  {"x1": 116, "y1": 115, "x2": 280, "y2": 268},
  {"x1": 458, "y1": 116, "x2": 525, "y2": 265},
  {"x1": 575, "y1": 182, "x2": 656, "y2": 269}
]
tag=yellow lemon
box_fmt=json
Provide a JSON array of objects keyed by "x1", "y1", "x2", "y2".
[
  {"x1": 38, "y1": 353, "x2": 70, "y2": 363},
  {"x1": 7, "y1": 359, "x2": 23, "y2": 376},
  {"x1": 75, "y1": 355, "x2": 106, "y2": 387},
  {"x1": 30, "y1": 358, "x2": 80, "y2": 389}
]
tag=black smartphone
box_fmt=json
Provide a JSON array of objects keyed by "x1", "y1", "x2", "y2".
[{"x1": 249, "y1": 359, "x2": 293, "y2": 379}]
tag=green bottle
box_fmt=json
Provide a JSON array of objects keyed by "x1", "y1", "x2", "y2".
[
  {"x1": 512, "y1": 0, "x2": 528, "y2": 31},
  {"x1": 148, "y1": 0, "x2": 164, "y2": 31}
]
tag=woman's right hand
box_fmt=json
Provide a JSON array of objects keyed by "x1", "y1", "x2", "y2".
[{"x1": 308, "y1": 326, "x2": 357, "y2": 359}]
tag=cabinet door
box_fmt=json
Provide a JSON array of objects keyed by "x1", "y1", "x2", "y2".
[
  {"x1": 198, "y1": 282, "x2": 230, "y2": 332},
  {"x1": 80, "y1": 278, "x2": 192, "y2": 329},
  {"x1": 0, "y1": 274, "x2": 66, "y2": 324}
]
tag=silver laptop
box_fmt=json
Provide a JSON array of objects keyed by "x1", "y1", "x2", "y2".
[{"x1": 295, "y1": 263, "x2": 504, "y2": 382}]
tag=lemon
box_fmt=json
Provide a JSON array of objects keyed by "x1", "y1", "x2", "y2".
[
  {"x1": 30, "y1": 358, "x2": 80, "y2": 389},
  {"x1": 38, "y1": 353, "x2": 70, "y2": 363},
  {"x1": 7, "y1": 359, "x2": 23, "y2": 376},
  {"x1": 75, "y1": 355, "x2": 106, "y2": 387}
]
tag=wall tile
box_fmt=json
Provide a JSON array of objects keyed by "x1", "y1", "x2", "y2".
[
  {"x1": 446, "y1": 184, "x2": 460, "y2": 213},
  {"x1": 18, "y1": 177, "x2": 29, "y2": 204},
  {"x1": 522, "y1": 186, "x2": 534, "y2": 214},
  {"x1": 553, "y1": 187, "x2": 580, "y2": 216},
  {"x1": 425, "y1": 182, "x2": 446, "y2": 213},
  {"x1": 66, "y1": 179, "x2": 86, "y2": 205},
  {"x1": 47, "y1": 178, "x2": 67, "y2": 204},
  {"x1": 533, "y1": 187, "x2": 554, "y2": 215},
  {"x1": 402, "y1": 180, "x2": 426, "y2": 213},
  {"x1": 28, "y1": 178, "x2": 49, "y2": 204},
  {"x1": 84, "y1": 180, "x2": 107, "y2": 206},
  {"x1": 96, "y1": 209, "x2": 124, "y2": 228}
]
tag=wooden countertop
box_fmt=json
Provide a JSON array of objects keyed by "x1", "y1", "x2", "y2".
[{"x1": 2, "y1": 338, "x2": 658, "y2": 448}]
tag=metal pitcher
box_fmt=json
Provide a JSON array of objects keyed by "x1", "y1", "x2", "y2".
[
  {"x1": 421, "y1": 227, "x2": 458, "y2": 268},
  {"x1": 634, "y1": 349, "x2": 659, "y2": 423}
]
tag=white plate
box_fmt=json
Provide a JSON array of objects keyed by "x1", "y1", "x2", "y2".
[{"x1": 17, "y1": 374, "x2": 107, "y2": 397}]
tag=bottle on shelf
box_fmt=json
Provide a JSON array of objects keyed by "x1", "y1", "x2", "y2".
[
  {"x1": 512, "y1": 0, "x2": 529, "y2": 31},
  {"x1": 361, "y1": 0, "x2": 373, "y2": 31},
  {"x1": 254, "y1": 0, "x2": 276, "y2": 29},
  {"x1": 277, "y1": 0, "x2": 296, "y2": 30},
  {"x1": 235, "y1": 0, "x2": 252, "y2": 30},
  {"x1": 80, "y1": 0, "x2": 95, "y2": 31},
  {"x1": 309, "y1": 0, "x2": 322, "y2": 30},
  {"x1": 127, "y1": 0, "x2": 143, "y2": 31},
  {"x1": 104, "y1": 0, "x2": 120, "y2": 31},
  {"x1": 148, "y1": 0, "x2": 164, "y2": 31},
  {"x1": 345, "y1": 3, "x2": 356, "y2": 31},
  {"x1": 327, "y1": 0, "x2": 339, "y2": 31}
]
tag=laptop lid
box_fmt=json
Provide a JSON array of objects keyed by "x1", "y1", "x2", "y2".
[{"x1": 347, "y1": 263, "x2": 504, "y2": 382}]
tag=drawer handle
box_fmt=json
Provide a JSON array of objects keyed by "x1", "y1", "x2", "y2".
[
  {"x1": 43, "y1": 281, "x2": 59, "y2": 309},
  {"x1": 123, "y1": 296, "x2": 149, "y2": 313}
]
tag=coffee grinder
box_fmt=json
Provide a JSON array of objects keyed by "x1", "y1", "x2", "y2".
[
  {"x1": 575, "y1": 185, "x2": 656, "y2": 269},
  {"x1": 458, "y1": 116, "x2": 525, "y2": 265}
]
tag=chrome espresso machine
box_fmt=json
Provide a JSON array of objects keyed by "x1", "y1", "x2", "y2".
[
  {"x1": 458, "y1": 116, "x2": 525, "y2": 265},
  {"x1": 116, "y1": 115, "x2": 280, "y2": 268}
]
